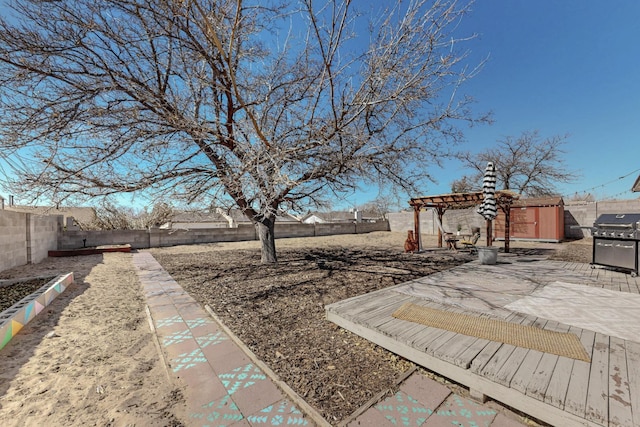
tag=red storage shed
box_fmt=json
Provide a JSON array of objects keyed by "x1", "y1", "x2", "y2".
[{"x1": 493, "y1": 196, "x2": 565, "y2": 242}]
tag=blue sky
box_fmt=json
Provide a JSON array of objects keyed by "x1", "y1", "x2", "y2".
[
  {"x1": 2, "y1": 1, "x2": 639, "y2": 212},
  {"x1": 349, "y1": 0, "x2": 640, "y2": 209}
]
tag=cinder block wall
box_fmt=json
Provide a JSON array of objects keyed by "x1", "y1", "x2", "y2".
[
  {"x1": 58, "y1": 229, "x2": 150, "y2": 250},
  {"x1": 57, "y1": 221, "x2": 390, "y2": 250},
  {"x1": 274, "y1": 223, "x2": 315, "y2": 239},
  {"x1": 0, "y1": 210, "x2": 60, "y2": 272},
  {"x1": 0, "y1": 210, "x2": 27, "y2": 272},
  {"x1": 30, "y1": 214, "x2": 62, "y2": 264},
  {"x1": 389, "y1": 208, "x2": 485, "y2": 236},
  {"x1": 564, "y1": 200, "x2": 640, "y2": 238},
  {"x1": 356, "y1": 221, "x2": 390, "y2": 233},
  {"x1": 390, "y1": 200, "x2": 640, "y2": 240},
  {"x1": 149, "y1": 225, "x2": 258, "y2": 248}
]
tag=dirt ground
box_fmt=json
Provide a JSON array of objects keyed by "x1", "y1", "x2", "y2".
[{"x1": 0, "y1": 232, "x2": 592, "y2": 426}]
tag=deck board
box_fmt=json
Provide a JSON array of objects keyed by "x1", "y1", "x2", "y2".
[
  {"x1": 477, "y1": 316, "x2": 536, "y2": 381},
  {"x1": 543, "y1": 325, "x2": 582, "y2": 409},
  {"x1": 608, "y1": 337, "x2": 633, "y2": 427},
  {"x1": 626, "y1": 340, "x2": 640, "y2": 427},
  {"x1": 586, "y1": 333, "x2": 610, "y2": 424},
  {"x1": 524, "y1": 322, "x2": 570, "y2": 402},
  {"x1": 325, "y1": 257, "x2": 639, "y2": 427},
  {"x1": 491, "y1": 317, "x2": 549, "y2": 388},
  {"x1": 563, "y1": 328, "x2": 595, "y2": 418}
]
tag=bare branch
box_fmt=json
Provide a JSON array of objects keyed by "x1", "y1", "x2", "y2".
[
  {"x1": 456, "y1": 130, "x2": 579, "y2": 197},
  {"x1": 0, "y1": 0, "x2": 486, "y2": 262}
]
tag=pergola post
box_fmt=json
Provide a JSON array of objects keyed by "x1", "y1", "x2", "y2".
[
  {"x1": 502, "y1": 204, "x2": 511, "y2": 253},
  {"x1": 413, "y1": 206, "x2": 421, "y2": 251},
  {"x1": 436, "y1": 207, "x2": 446, "y2": 248}
]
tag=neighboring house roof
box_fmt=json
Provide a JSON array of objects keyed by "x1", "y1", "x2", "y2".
[
  {"x1": 633, "y1": 174, "x2": 640, "y2": 192},
  {"x1": 167, "y1": 208, "x2": 301, "y2": 226},
  {"x1": 218, "y1": 208, "x2": 300, "y2": 223},
  {"x1": 4, "y1": 205, "x2": 96, "y2": 223},
  {"x1": 302, "y1": 210, "x2": 384, "y2": 223},
  {"x1": 301, "y1": 213, "x2": 327, "y2": 224},
  {"x1": 170, "y1": 211, "x2": 229, "y2": 223}
]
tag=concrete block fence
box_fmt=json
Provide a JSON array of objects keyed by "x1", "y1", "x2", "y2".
[
  {"x1": 4, "y1": 198, "x2": 640, "y2": 273},
  {"x1": 0, "y1": 208, "x2": 389, "y2": 273},
  {"x1": 58, "y1": 221, "x2": 389, "y2": 250},
  {"x1": 0, "y1": 210, "x2": 61, "y2": 272}
]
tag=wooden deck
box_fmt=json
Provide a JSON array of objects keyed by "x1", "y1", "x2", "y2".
[{"x1": 326, "y1": 255, "x2": 640, "y2": 427}]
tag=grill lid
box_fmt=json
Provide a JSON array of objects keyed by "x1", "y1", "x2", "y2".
[{"x1": 594, "y1": 213, "x2": 640, "y2": 229}]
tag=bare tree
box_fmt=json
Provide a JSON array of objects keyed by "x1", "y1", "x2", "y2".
[
  {"x1": 450, "y1": 175, "x2": 476, "y2": 193},
  {"x1": 457, "y1": 131, "x2": 577, "y2": 197},
  {"x1": 566, "y1": 192, "x2": 595, "y2": 203},
  {"x1": 80, "y1": 201, "x2": 174, "y2": 230},
  {"x1": 0, "y1": 0, "x2": 487, "y2": 263},
  {"x1": 360, "y1": 196, "x2": 391, "y2": 220}
]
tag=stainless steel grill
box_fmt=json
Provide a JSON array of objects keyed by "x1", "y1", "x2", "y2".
[{"x1": 592, "y1": 213, "x2": 640, "y2": 276}]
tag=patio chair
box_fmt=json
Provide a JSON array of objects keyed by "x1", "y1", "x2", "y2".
[
  {"x1": 459, "y1": 228, "x2": 481, "y2": 254},
  {"x1": 433, "y1": 215, "x2": 459, "y2": 250}
]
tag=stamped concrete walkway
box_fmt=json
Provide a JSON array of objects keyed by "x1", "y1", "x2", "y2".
[
  {"x1": 132, "y1": 251, "x2": 526, "y2": 427},
  {"x1": 347, "y1": 374, "x2": 524, "y2": 427},
  {"x1": 132, "y1": 252, "x2": 313, "y2": 427}
]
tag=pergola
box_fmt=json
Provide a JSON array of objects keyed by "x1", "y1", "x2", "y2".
[{"x1": 409, "y1": 190, "x2": 520, "y2": 252}]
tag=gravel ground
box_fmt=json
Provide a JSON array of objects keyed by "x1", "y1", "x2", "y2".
[{"x1": 0, "y1": 276, "x2": 56, "y2": 312}]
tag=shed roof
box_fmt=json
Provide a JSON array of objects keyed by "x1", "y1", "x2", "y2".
[{"x1": 513, "y1": 196, "x2": 564, "y2": 207}]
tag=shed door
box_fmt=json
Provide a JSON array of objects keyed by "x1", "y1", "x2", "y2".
[{"x1": 511, "y1": 207, "x2": 539, "y2": 238}]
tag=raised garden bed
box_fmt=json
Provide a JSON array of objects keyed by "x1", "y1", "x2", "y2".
[{"x1": 0, "y1": 273, "x2": 74, "y2": 350}]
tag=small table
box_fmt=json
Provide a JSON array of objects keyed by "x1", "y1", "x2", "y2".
[{"x1": 444, "y1": 234, "x2": 459, "y2": 250}]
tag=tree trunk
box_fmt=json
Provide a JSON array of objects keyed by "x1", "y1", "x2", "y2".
[{"x1": 255, "y1": 218, "x2": 277, "y2": 264}]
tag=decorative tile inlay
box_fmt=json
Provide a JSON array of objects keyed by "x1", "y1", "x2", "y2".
[
  {"x1": 155, "y1": 315, "x2": 185, "y2": 328},
  {"x1": 187, "y1": 317, "x2": 214, "y2": 329},
  {"x1": 427, "y1": 394, "x2": 497, "y2": 426},
  {"x1": 376, "y1": 391, "x2": 430, "y2": 426},
  {"x1": 190, "y1": 395, "x2": 243, "y2": 425},
  {"x1": 23, "y1": 302, "x2": 34, "y2": 323},
  {"x1": 196, "y1": 331, "x2": 228, "y2": 348},
  {"x1": 171, "y1": 348, "x2": 208, "y2": 372},
  {"x1": 219, "y1": 363, "x2": 267, "y2": 395},
  {"x1": 247, "y1": 400, "x2": 308, "y2": 425},
  {"x1": 162, "y1": 329, "x2": 194, "y2": 347}
]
